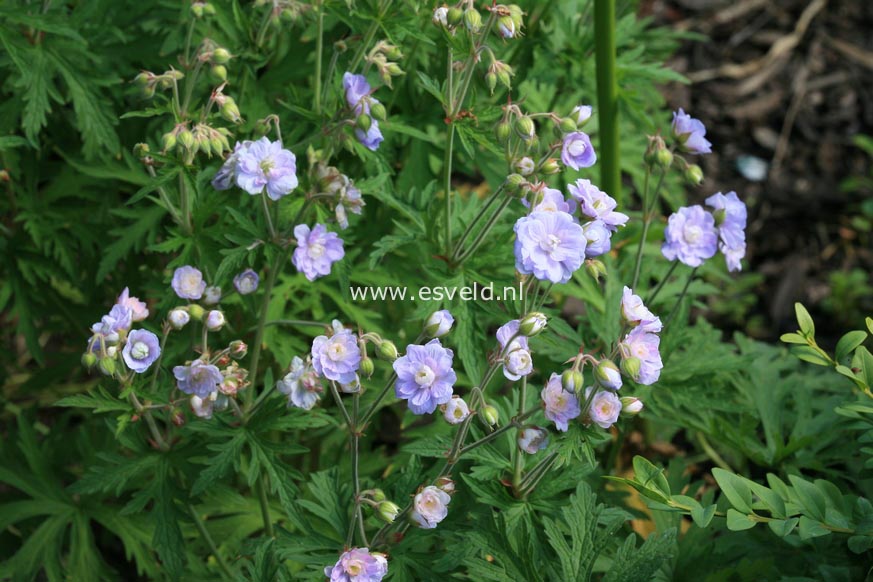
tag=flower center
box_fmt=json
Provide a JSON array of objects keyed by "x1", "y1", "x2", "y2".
[
  {"x1": 452, "y1": 406, "x2": 465, "y2": 419},
  {"x1": 685, "y1": 225, "x2": 703, "y2": 243},
  {"x1": 131, "y1": 341, "x2": 149, "y2": 360},
  {"x1": 327, "y1": 341, "x2": 347, "y2": 361},
  {"x1": 259, "y1": 157, "x2": 275, "y2": 174},
  {"x1": 309, "y1": 242, "x2": 325, "y2": 258},
  {"x1": 543, "y1": 233, "x2": 561, "y2": 252},
  {"x1": 346, "y1": 561, "x2": 363, "y2": 576},
  {"x1": 568, "y1": 139, "x2": 587, "y2": 157},
  {"x1": 414, "y1": 365, "x2": 436, "y2": 386}
]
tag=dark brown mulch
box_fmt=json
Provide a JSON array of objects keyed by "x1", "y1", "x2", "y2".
[{"x1": 647, "y1": 0, "x2": 873, "y2": 341}]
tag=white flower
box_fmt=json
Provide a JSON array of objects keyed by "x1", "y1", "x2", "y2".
[{"x1": 411, "y1": 485, "x2": 451, "y2": 529}]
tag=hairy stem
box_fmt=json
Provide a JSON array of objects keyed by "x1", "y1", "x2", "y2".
[
  {"x1": 663, "y1": 266, "x2": 698, "y2": 328},
  {"x1": 188, "y1": 503, "x2": 235, "y2": 580},
  {"x1": 244, "y1": 249, "x2": 289, "y2": 408},
  {"x1": 255, "y1": 473, "x2": 275, "y2": 537}
]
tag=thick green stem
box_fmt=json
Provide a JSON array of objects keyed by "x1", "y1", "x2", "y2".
[
  {"x1": 255, "y1": 473, "x2": 275, "y2": 537},
  {"x1": 188, "y1": 503, "x2": 235, "y2": 580},
  {"x1": 512, "y1": 376, "x2": 528, "y2": 489},
  {"x1": 178, "y1": 172, "x2": 193, "y2": 234},
  {"x1": 594, "y1": 0, "x2": 620, "y2": 202}
]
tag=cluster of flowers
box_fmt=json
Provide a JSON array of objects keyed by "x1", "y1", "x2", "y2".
[
  {"x1": 662, "y1": 191, "x2": 747, "y2": 272},
  {"x1": 343, "y1": 72, "x2": 387, "y2": 151},
  {"x1": 85, "y1": 288, "x2": 159, "y2": 377},
  {"x1": 513, "y1": 175, "x2": 628, "y2": 285},
  {"x1": 659, "y1": 109, "x2": 748, "y2": 272},
  {"x1": 212, "y1": 136, "x2": 347, "y2": 281},
  {"x1": 432, "y1": 2, "x2": 525, "y2": 40},
  {"x1": 537, "y1": 289, "x2": 655, "y2": 438},
  {"x1": 168, "y1": 266, "x2": 251, "y2": 418}
]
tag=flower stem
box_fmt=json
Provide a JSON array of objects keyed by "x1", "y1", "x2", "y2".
[
  {"x1": 255, "y1": 473, "x2": 275, "y2": 537},
  {"x1": 518, "y1": 452, "x2": 558, "y2": 496},
  {"x1": 663, "y1": 266, "x2": 698, "y2": 328},
  {"x1": 188, "y1": 503, "x2": 235, "y2": 580},
  {"x1": 147, "y1": 326, "x2": 171, "y2": 394},
  {"x1": 128, "y1": 393, "x2": 168, "y2": 451},
  {"x1": 261, "y1": 190, "x2": 277, "y2": 242},
  {"x1": 450, "y1": 184, "x2": 505, "y2": 259},
  {"x1": 314, "y1": 2, "x2": 324, "y2": 115},
  {"x1": 443, "y1": 123, "x2": 456, "y2": 257},
  {"x1": 631, "y1": 168, "x2": 666, "y2": 290},
  {"x1": 178, "y1": 172, "x2": 193, "y2": 234},
  {"x1": 244, "y1": 249, "x2": 289, "y2": 408},
  {"x1": 512, "y1": 376, "x2": 528, "y2": 490},
  {"x1": 647, "y1": 260, "x2": 678, "y2": 305},
  {"x1": 453, "y1": 196, "x2": 513, "y2": 266}
]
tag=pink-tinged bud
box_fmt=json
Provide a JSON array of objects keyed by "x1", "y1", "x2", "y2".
[
  {"x1": 229, "y1": 340, "x2": 247, "y2": 359},
  {"x1": 517, "y1": 426, "x2": 549, "y2": 454},
  {"x1": 435, "y1": 476, "x2": 455, "y2": 494},
  {"x1": 219, "y1": 377, "x2": 239, "y2": 396},
  {"x1": 172, "y1": 410, "x2": 186, "y2": 426}
]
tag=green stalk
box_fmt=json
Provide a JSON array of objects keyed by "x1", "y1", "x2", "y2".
[
  {"x1": 663, "y1": 267, "x2": 698, "y2": 328},
  {"x1": 188, "y1": 503, "x2": 235, "y2": 580},
  {"x1": 244, "y1": 249, "x2": 289, "y2": 408},
  {"x1": 594, "y1": 0, "x2": 620, "y2": 202},
  {"x1": 255, "y1": 473, "x2": 275, "y2": 537},
  {"x1": 178, "y1": 172, "x2": 193, "y2": 234},
  {"x1": 443, "y1": 123, "x2": 456, "y2": 256},
  {"x1": 511, "y1": 376, "x2": 527, "y2": 490},
  {"x1": 631, "y1": 168, "x2": 666, "y2": 290},
  {"x1": 314, "y1": 2, "x2": 324, "y2": 115},
  {"x1": 647, "y1": 260, "x2": 678, "y2": 304},
  {"x1": 453, "y1": 197, "x2": 513, "y2": 265}
]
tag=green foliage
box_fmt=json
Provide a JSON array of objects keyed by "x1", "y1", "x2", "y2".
[{"x1": 3, "y1": 0, "x2": 869, "y2": 580}]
